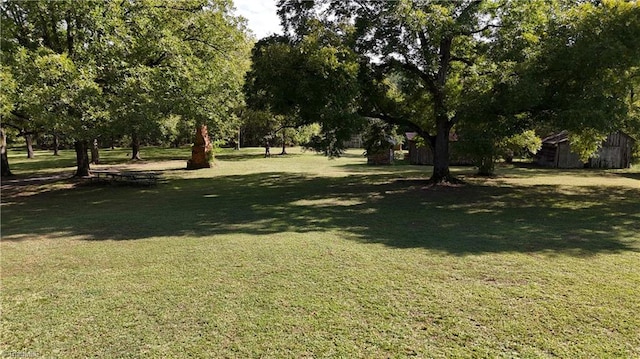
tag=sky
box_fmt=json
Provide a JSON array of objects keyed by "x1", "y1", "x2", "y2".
[{"x1": 233, "y1": 0, "x2": 283, "y2": 39}]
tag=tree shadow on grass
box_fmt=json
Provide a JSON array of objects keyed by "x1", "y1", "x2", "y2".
[
  {"x1": 214, "y1": 153, "x2": 268, "y2": 162},
  {"x1": 2, "y1": 171, "x2": 639, "y2": 256},
  {"x1": 615, "y1": 172, "x2": 640, "y2": 181}
]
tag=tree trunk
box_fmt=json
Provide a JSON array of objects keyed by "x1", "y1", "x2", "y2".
[
  {"x1": 131, "y1": 132, "x2": 141, "y2": 160},
  {"x1": 52, "y1": 132, "x2": 60, "y2": 156},
  {"x1": 91, "y1": 139, "x2": 100, "y2": 164},
  {"x1": 477, "y1": 155, "x2": 495, "y2": 176},
  {"x1": 280, "y1": 131, "x2": 287, "y2": 155},
  {"x1": 25, "y1": 133, "x2": 34, "y2": 159},
  {"x1": 74, "y1": 140, "x2": 90, "y2": 177},
  {"x1": 428, "y1": 36, "x2": 459, "y2": 184},
  {"x1": 430, "y1": 117, "x2": 452, "y2": 183},
  {"x1": 1, "y1": 128, "x2": 13, "y2": 177}
]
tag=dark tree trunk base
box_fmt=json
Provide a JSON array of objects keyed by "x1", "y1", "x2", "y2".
[
  {"x1": 1, "y1": 157, "x2": 13, "y2": 177},
  {"x1": 53, "y1": 132, "x2": 60, "y2": 156},
  {"x1": 131, "y1": 132, "x2": 142, "y2": 160},
  {"x1": 74, "y1": 140, "x2": 91, "y2": 177},
  {"x1": 427, "y1": 174, "x2": 465, "y2": 186},
  {"x1": 131, "y1": 146, "x2": 142, "y2": 160},
  {"x1": 1, "y1": 128, "x2": 12, "y2": 177},
  {"x1": 25, "y1": 133, "x2": 35, "y2": 159},
  {"x1": 91, "y1": 139, "x2": 100, "y2": 164}
]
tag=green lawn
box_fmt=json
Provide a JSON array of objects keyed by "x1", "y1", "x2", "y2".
[{"x1": 1, "y1": 147, "x2": 639, "y2": 358}]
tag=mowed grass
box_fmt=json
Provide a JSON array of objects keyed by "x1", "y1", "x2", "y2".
[{"x1": 1, "y1": 147, "x2": 639, "y2": 358}]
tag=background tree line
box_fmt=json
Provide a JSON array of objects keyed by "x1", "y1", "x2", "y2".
[
  {"x1": 2, "y1": 0, "x2": 639, "y2": 180},
  {"x1": 246, "y1": 0, "x2": 640, "y2": 181},
  {"x1": 1, "y1": 0, "x2": 251, "y2": 176}
]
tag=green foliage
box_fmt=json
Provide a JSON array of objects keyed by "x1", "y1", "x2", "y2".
[
  {"x1": 92, "y1": 0, "x2": 251, "y2": 145},
  {"x1": 569, "y1": 130, "x2": 610, "y2": 162},
  {"x1": 271, "y1": 1, "x2": 551, "y2": 177},
  {"x1": 454, "y1": 125, "x2": 497, "y2": 176},
  {"x1": 515, "y1": 0, "x2": 640, "y2": 137},
  {"x1": 0, "y1": 67, "x2": 17, "y2": 117},
  {"x1": 292, "y1": 123, "x2": 322, "y2": 146},
  {"x1": 362, "y1": 119, "x2": 400, "y2": 157},
  {"x1": 268, "y1": 0, "x2": 640, "y2": 179},
  {"x1": 498, "y1": 130, "x2": 543, "y2": 162},
  {"x1": 244, "y1": 24, "x2": 363, "y2": 157},
  {"x1": 239, "y1": 109, "x2": 275, "y2": 146},
  {"x1": 1, "y1": 0, "x2": 251, "y2": 165}
]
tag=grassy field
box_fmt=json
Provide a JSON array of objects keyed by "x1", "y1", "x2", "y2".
[{"x1": 1, "y1": 147, "x2": 639, "y2": 358}]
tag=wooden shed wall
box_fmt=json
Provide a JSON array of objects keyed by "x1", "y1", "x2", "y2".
[
  {"x1": 408, "y1": 141, "x2": 474, "y2": 166},
  {"x1": 534, "y1": 143, "x2": 558, "y2": 167},
  {"x1": 409, "y1": 141, "x2": 433, "y2": 165},
  {"x1": 589, "y1": 132, "x2": 635, "y2": 169},
  {"x1": 344, "y1": 134, "x2": 363, "y2": 148},
  {"x1": 556, "y1": 142, "x2": 584, "y2": 168}
]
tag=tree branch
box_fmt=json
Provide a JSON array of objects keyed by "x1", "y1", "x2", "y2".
[
  {"x1": 353, "y1": 0, "x2": 375, "y2": 18},
  {"x1": 152, "y1": 5, "x2": 202, "y2": 13},
  {"x1": 145, "y1": 52, "x2": 168, "y2": 67},
  {"x1": 359, "y1": 110, "x2": 430, "y2": 140},
  {"x1": 417, "y1": 30, "x2": 439, "y2": 66},
  {"x1": 386, "y1": 58, "x2": 439, "y2": 96},
  {"x1": 273, "y1": 123, "x2": 299, "y2": 134},
  {"x1": 3, "y1": 113, "x2": 42, "y2": 135},
  {"x1": 184, "y1": 37, "x2": 228, "y2": 59},
  {"x1": 437, "y1": 37, "x2": 452, "y2": 86},
  {"x1": 463, "y1": 23, "x2": 502, "y2": 36},
  {"x1": 450, "y1": 56, "x2": 474, "y2": 66}
]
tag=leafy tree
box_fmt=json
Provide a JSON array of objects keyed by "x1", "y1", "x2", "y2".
[
  {"x1": 499, "y1": 130, "x2": 542, "y2": 163},
  {"x1": 245, "y1": 29, "x2": 363, "y2": 157},
  {"x1": 2, "y1": 1, "x2": 114, "y2": 175},
  {"x1": 362, "y1": 119, "x2": 400, "y2": 158},
  {"x1": 505, "y1": 1, "x2": 640, "y2": 162},
  {"x1": 87, "y1": 0, "x2": 250, "y2": 161},
  {"x1": 2, "y1": 0, "x2": 251, "y2": 174},
  {"x1": 238, "y1": 108, "x2": 321, "y2": 152},
  {"x1": 256, "y1": 0, "x2": 640, "y2": 181},
  {"x1": 238, "y1": 109, "x2": 277, "y2": 147},
  {"x1": 1, "y1": 67, "x2": 17, "y2": 176},
  {"x1": 266, "y1": 1, "x2": 552, "y2": 181}
]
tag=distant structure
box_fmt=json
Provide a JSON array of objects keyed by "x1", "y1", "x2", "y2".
[
  {"x1": 534, "y1": 131, "x2": 583, "y2": 168},
  {"x1": 344, "y1": 134, "x2": 363, "y2": 148},
  {"x1": 405, "y1": 132, "x2": 473, "y2": 166},
  {"x1": 535, "y1": 131, "x2": 635, "y2": 169}
]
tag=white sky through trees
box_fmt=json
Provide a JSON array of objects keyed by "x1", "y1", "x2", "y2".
[{"x1": 233, "y1": 0, "x2": 282, "y2": 39}]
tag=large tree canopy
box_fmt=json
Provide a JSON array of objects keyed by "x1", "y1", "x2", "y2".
[
  {"x1": 244, "y1": 0, "x2": 640, "y2": 181},
  {"x1": 1, "y1": 0, "x2": 250, "y2": 175},
  {"x1": 245, "y1": 28, "x2": 362, "y2": 156}
]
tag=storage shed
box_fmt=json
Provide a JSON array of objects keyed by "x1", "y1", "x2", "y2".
[
  {"x1": 535, "y1": 131, "x2": 635, "y2": 169},
  {"x1": 589, "y1": 132, "x2": 635, "y2": 169},
  {"x1": 406, "y1": 132, "x2": 473, "y2": 166},
  {"x1": 406, "y1": 132, "x2": 432, "y2": 165},
  {"x1": 534, "y1": 131, "x2": 584, "y2": 168}
]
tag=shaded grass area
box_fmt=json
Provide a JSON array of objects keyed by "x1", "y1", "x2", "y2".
[
  {"x1": 5, "y1": 147, "x2": 193, "y2": 174},
  {"x1": 1, "y1": 148, "x2": 640, "y2": 358},
  {"x1": 2, "y1": 171, "x2": 639, "y2": 255}
]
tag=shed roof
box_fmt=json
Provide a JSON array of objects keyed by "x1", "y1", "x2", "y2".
[{"x1": 541, "y1": 131, "x2": 570, "y2": 145}]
